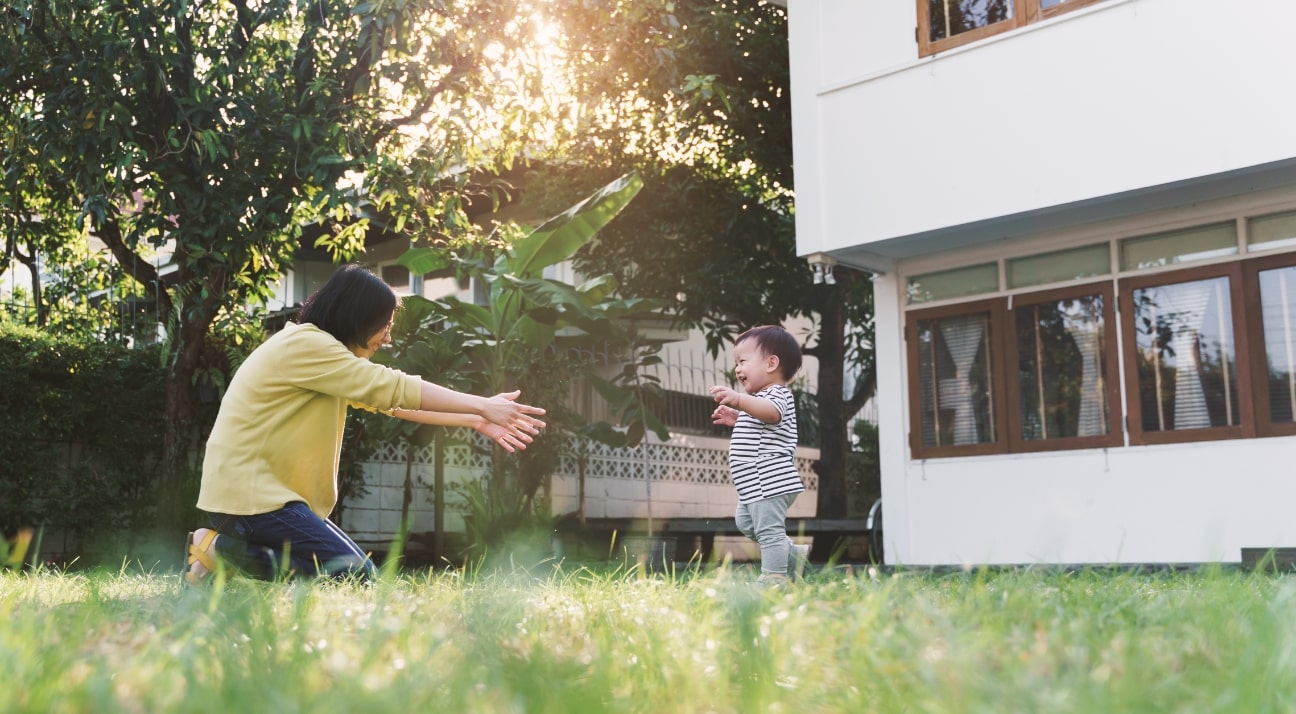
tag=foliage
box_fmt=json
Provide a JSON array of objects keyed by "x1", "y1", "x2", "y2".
[
  {"x1": 581, "y1": 339, "x2": 669, "y2": 449},
  {"x1": 1, "y1": 0, "x2": 548, "y2": 532},
  {"x1": 531, "y1": 1, "x2": 877, "y2": 527},
  {"x1": 393, "y1": 172, "x2": 669, "y2": 549},
  {"x1": 4, "y1": 565, "x2": 1296, "y2": 712},
  {"x1": 451, "y1": 476, "x2": 556, "y2": 569},
  {"x1": 0, "y1": 323, "x2": 166, "y2": 551}
]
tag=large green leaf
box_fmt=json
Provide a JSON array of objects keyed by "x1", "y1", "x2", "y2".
[
  {"x1": 396, "y1": 247, "x2": 451, "y2": 276},
  {"x1": 505, "y1": 171, "x2": 643, "y2": 278},
  {"x1": 432, "y1": 297, "x2": 494, "y2": 333},
  {"x1": 575, "y1": 273, "x2": 619, "y2": 302}
]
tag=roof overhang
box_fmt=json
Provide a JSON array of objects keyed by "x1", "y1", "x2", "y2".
[{"x1": 813, "y1": 156, "x2": 1296, "y2": 275}]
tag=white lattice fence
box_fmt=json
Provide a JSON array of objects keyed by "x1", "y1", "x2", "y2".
[{"x1": 344, "y1": 429, "x2": 820, "y2": 543}]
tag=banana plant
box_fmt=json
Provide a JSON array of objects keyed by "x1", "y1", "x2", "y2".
[
  {"x1": 394, "y1": 171, "x2": 671, "y2": 549},
  {"x1": 398, "y1": 171, "x2": 662, "y2": 394}
]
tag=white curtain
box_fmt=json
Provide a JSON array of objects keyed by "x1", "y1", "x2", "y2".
[
  {"x1": 1261, "y1": 268, "x2": 1296, "y2": 419},
  {"x1": 1062, "y1": 306, "x2": 1105, "y2": 438},
  {"x1": 939, "y1": 316, "x2": 987, "y2": 444},
  {"x1": 1149, "y1": 281, "x2": 1218, "y2": 429}
]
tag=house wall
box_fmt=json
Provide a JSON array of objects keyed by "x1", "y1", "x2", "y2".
[{"x1": 789, "y1": 0, "x2": 1296, "y2": 255}]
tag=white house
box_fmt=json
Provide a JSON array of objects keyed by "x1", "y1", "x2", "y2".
[{"x1": 787, "y1": 0, "x2": 1296, "y2": 566}]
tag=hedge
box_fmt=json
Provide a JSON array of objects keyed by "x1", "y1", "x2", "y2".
[{"x1": 0, "y1": 323, "x2": 166, "y2": 550}]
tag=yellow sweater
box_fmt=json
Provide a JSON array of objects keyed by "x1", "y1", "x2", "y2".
[{"x1": 197, "y1": 322, "x2": 422, "y2": 518}]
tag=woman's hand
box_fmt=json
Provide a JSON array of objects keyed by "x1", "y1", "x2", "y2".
[
  {"x1": 480, "y1": 390, "x2": 546, "y2": 440},
  {"x1": 474, "y1": 418, "x2": 535, "y2": 453}
]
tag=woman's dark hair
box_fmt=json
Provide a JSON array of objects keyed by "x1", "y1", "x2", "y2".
[
  {"x1": 736, "y1": 325, "x2": 803, "y2": 381},
  {"x1": 298, "y1": 264, "x2": 397, "y2": 348}
]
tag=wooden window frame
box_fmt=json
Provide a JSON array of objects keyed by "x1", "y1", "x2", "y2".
[
  {"x1": 1118, "y1": 263, "x2": 1255, "y2": 446},
  {"x1": 1243, "y1": 251, "x2": 1296, "y2": 438},
  {"x1": 906, "y1": 298, "x2": 1010, "y2": 459},
  {"x1": 1004, "y1": 282, "x2": 1123, "y2": 453},
  {"x1": 917, "y1": 0, "x2": 1108, "y2": 58}
]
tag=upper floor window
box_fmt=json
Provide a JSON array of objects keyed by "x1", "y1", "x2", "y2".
[{"x1": 918, "y1": 0, "x2": 1108, "y2": 57}]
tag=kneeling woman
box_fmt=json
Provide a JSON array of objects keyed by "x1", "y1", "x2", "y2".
[{"x1": 184, "y1": 264, "x2": 545, "y2": 583}]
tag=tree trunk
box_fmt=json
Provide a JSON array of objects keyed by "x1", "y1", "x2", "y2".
[
  {"x1": 811, "y1": 296, "x2": 850, "y2": 560},
  {"x1": 157, "y1": 312, "x2": 206, "y2": 536},
  {"x1": 159, "y1": 367, "x2": 196, "y2": 535}
]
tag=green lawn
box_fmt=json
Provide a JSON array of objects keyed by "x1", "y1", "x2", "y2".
[{"x1": 2, "y1": 562, "x2": 1293, "y2": 713}]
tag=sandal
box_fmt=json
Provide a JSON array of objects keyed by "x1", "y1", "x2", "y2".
[{"x1": 184, "y1": 529, "x2": 218, "y2": 586}]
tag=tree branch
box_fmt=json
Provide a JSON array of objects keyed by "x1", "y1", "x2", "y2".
[{"x1": 95, "y1": 216, "x2": 172, "y2": 320}]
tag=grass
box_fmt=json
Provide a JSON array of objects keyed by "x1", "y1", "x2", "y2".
[{"x1": 2, "y1": 560, "x2": 1295, "y2": 713}]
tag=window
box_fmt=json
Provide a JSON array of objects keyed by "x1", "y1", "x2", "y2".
[
  {"x1": 1006, "y1": 284, "x2": 1120, "y2": 451},
  {"x1": 907, "y1": 284, "x2": 1118, "y2": 457},
  {"x1": 1249, "y1": 211, "x2": 1296, "y2": 253},
  {"x1": 905, "y1": 211, "x2": 1296, "y2": 458},
  {"x1": 908, "y1": 299, "x2": 1007, "y2": 456},
  {"x1": 380, "y1": 264, "x2": 410, "y2": 293},
  {"x1": 918, "y1": 0, "x2": 1109, "y2": 57},
  {"x1": 1119, "y1": 222, "x2": 1237, "y2": 271},
  {"x1": 907, "y1": 262, "x2": 999, "y2": 304},
  {"x1": 1118, "y1": 264, "x2": 1253, "y2": 445},
  {"x1": 1006, "y1": 243, "x2": 1110, "y2": 289},
  {"x1": 1243, "y1": 252, "x2": 1296, "y2": 437}
]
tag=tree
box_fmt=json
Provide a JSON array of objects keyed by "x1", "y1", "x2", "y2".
[
  {"x1": 2, "y1": 0, "x2": 544, "y2": 533},
  {"x1": 535, "y1": 0, "x2": 876, "y2": 552}
]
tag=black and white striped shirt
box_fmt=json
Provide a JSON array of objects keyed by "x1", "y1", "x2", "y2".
[{"x1": 727, "y1": 384, "x2": 804, "y2": 504}]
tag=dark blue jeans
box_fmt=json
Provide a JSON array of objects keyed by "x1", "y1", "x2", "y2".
[{"x1": 207, "y1": 501, "x2": 376, "y2": 580}]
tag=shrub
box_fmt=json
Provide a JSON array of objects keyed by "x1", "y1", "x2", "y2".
[{"x1": 0, "y1": 323, "x2": 165, "y2": 552}]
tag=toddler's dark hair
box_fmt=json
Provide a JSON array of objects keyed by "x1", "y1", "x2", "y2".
[
  {"x1": 736, "y1": 325, "x2": 802, "y2": 381},
  {"x1": 298, "y1": 264, "x2": 398, "y2": 348}
]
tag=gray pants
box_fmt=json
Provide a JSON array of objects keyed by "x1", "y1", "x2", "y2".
[{"x1": 735, "y1": 492, "x2": 800, "y2": 575}]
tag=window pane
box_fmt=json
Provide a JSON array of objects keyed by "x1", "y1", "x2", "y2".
[
  {"x1": 1007, "y1": 244, "x2": 1110, "y2": 289},
  {"x1": 927, "y1": 0, "x2": 1013, "y2": 42},
  {"x1": 1249, "y1": 211, "x2": 1296, "y2": 253},
  {"x1": 1015, "y1": 294, "x2": 1109, "y2": 440},
  {"x1": 1119, "y1": 223, "x2": 1237, "y2": 271},
  {"x1": 381, "y1": 264, "x2": 410, "y2": 291},
  {"x1": 1258, "y1": 265, "x2": 1296, "y2": 424},
  {"x1": 907, "y1": 263, "x2": 998, "y2": 304},
  {"x1": 916, "y1": 312, "x2": 997, "y2": 447},
  {"x1": 1130, "y1": 277, "x2": 1238, "y2": 431}
]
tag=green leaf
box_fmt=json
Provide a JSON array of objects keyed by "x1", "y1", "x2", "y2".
[
  {"x1": 397, "y1": 247, "x2": 451, "y2": 275},
  {"x1": 507, "y1": 171, "x2": 643, "y2": 278},
  {"x1": 576, "y1": 422, "x2": 629, "y2": 448},
  {"x1": 587, "y1": 373, "x2": 634, "y2": 413}
]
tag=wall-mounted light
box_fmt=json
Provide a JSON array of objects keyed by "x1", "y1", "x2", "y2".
[{"x1": 806, "y1": 252, "x2": 837, "y2": 285}]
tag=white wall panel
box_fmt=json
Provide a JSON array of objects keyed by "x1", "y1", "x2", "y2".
[
  {"x1": 791, "y1": 0, "x2": 1296, "y2": 253},
  {"x1": 894, "y1": 437, "x2": 1296, "y2": 566}
]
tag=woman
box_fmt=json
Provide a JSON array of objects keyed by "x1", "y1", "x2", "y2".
[{"x1": 184, "y1": 264, "x2": 546, "y2": 583}]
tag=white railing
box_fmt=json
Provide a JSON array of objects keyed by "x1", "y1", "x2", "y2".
[{"x1": 346, "y1": 430, "x2": 820, "y2": 544}]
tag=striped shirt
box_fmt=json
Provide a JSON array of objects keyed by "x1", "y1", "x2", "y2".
[{"x1": 727, "y1": 384, "x2": 804, "y2": 505}]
